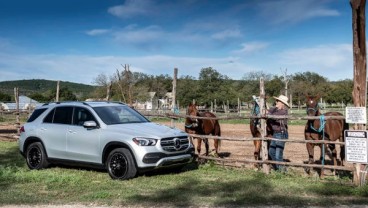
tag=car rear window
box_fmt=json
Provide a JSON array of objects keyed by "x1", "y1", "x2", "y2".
[
  {"x1": 27, "y1": 108, "x2": 47, "y2": 122},
  {"x1": 53, "y1": 107, "x2": 73, "y2": 124}
]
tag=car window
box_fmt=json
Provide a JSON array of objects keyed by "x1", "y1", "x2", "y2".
[
  {"x1": 93, "y1": 105, "x2": 149, "y2": 125},
  {"x1": 52, "y1": 106, "x2": 73, "y2": 125},
  {"x1": 43, "y1": 108, "x2": 55, "y2": 123},
  {"x1": 73, "y1": 107, "x2": 96, "y2": 126},
  {"x1": 27, "y1": 108, "x2": 47, "y2": 122}
]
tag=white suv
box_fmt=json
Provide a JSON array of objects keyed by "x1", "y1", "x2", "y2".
[{"x1": 19, "y1": 101, "x2": 194, "y2": 180}]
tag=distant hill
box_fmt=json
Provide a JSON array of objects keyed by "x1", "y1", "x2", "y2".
[{"x1": 0, "y1": 79, "x2": 97, "y2": 98}]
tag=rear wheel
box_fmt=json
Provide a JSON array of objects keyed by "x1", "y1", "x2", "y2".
[
  {"x1": 107, "y1": 148, "x2": 137, "y2": 180},
  {"x1": 26, "y1": 142, "x2": 49, "y2": 169}
]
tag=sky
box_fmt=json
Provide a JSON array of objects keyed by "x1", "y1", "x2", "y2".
[{"x1": 0, "y1": 0, "x2": 357, "y2": 85}]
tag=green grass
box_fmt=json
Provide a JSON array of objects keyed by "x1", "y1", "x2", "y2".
[{"x1": 1, "y1": 141, "x2": 368, "y2": 207}]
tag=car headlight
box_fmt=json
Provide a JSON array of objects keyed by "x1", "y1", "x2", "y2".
[{"x1": 132, "y1": 138, "x2": 157, "y2": 146}]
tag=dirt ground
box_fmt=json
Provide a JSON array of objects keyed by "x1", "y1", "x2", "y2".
[{"x1": 0, "y1": 122, "x2": 348, "y2": 172}]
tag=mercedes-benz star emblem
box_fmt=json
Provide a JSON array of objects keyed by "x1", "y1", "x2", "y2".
[{"x1": 173, "y1": 138, "x2": 181, "y2": 150}]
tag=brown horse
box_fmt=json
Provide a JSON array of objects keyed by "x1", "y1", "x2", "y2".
[
  {"x1": 304, "y1": 95, "x2": 348, "y2": 174},
  {"x1": 184, "y1": 103, "x2": 221, "y2": 156},
  {"x1": 249, "y1": 96, "x2": 272, "y2": 165}
]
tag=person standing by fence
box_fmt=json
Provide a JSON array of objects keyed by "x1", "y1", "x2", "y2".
[{"x1": 268, "y1": 95, "x2": 289, "y2": 172}]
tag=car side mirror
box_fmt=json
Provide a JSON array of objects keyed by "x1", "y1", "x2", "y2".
[{"x1": 83, "y1": 121, "x2": 98, "y2": 129}]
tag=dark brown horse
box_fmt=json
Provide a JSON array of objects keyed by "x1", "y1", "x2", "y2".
[
  {"x1": 249, "y1": 96, "x2": 272, "y2": 165},
  {"x1": 305, "y1": 95, "x2": 348, "y2": 174},
  {"x1": 184, "y1": 103, "x2": 221, "y2": 156}
]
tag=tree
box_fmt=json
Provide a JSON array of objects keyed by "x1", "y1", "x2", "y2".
[
  {"x1": 290, "y1": 72, "x2": 329, "y2": 105},
  {"x1": 265, "y1": 76, "x2": 284, "y2": 98},
  {"x1": 29, "y1": 93, "x2": 49, "y2": 102},
  {"x1": 49, "y1": 87, "x2": 77, "y2": 101},
  {"x1": 325, "y1": 80, "x2": 353, "y2": 104},
  {"x1": 197, "y1": 67, "x2": 225, "y2": 106},
  {"x1": 238, "y1": 71, "x2": 272, "y2": 103},
  {"x1": 177, "y1": 75, "x2": 199, "y2": 106},
  {"x1": 0, "y1": 92, "x2": 11, "y2": 102},
  {"x1": 93, "y1": 73, "x2": 113, "y2": 100}
]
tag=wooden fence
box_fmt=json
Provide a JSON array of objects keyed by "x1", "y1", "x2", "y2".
[{"x1": 164, "y1": 111, "x2": 364, "y2": 183}]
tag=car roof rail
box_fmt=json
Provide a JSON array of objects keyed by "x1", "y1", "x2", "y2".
[
  {"x1": 84, "y1": 100, "x2": 127, "y2": 105},
  {"x1": 41, "y1": 100, "x2": 127, "y2": 107},
  {"x1": 42, "y1": 101, "x2": 84, "y2": 106}
]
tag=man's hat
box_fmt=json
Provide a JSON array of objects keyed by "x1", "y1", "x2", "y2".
[{"x1": 273, "y1": 95, "x2": 289, "y2": 108}]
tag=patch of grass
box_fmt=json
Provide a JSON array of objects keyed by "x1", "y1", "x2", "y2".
[{"x1": 1, "y1": 141, "x2": 368, "y2": 207}]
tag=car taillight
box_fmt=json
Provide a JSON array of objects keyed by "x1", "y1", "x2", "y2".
[{"x1": 20, "y1": 126, "x2": 25, "y2": 133}]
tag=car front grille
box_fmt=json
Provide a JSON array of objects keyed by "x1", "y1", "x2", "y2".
[{"x1": 160, "y1": 136, "x2": 190, "y2": 152}]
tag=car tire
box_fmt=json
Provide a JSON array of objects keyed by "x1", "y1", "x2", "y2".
[
  {"x1": 107, "y1": 148, "x2": 137, "y2": 180},
  {"x1": 26, "y1": 142, "x2": 49, "y2": 169}
]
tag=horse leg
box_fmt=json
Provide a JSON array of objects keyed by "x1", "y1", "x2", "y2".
[
  {"x1": 196, "y1": 138, "x2": 202, "y2": 156},
  {"x1": 316, "y1": 144, "x2": 327, "y2": 178},
  {"x1": 327, "y1": 144, "x2": 337, "y2": 175},
  {"x1": 340, "y1": 143, "x2": 345, "y2": 166},
  {"x1": 253, "y1": 140, "x2": 261, "y2": 168},
  {"x1": 204, "y1": 138, "x2": 209, "y2": 156},
  {"x1": 213, "y1": 138, "x2": 219, "y2": 157},
  {"x1": 190, "y1": 136, "x2": 194, "y2": 147},
  {"x1": 305, "y1": 142, "x2": 315, "y2": 174},
  {"x1": 212, "y1": 122, "x2": 221, "y2": 157}
]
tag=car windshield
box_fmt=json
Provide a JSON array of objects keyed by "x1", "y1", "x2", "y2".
[{"x1": 93, "y1": 105, "x2": 149, "y2": 125}]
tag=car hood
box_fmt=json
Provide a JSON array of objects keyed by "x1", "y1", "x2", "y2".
[{"x1": 105, "y1": 122, "x2": 187, "y2": 138}]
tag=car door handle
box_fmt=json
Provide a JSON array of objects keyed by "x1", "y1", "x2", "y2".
[
  {"x1": 68, "y1": 130, "x2": 76, "y2": 134},
  {"x1": 40, "y1": 127, "x2": 47, "y2": 131}
]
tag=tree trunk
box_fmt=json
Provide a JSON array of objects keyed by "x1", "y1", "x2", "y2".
[{"x1": 351, "y1": 0, "x2": 367, "y2": 186}]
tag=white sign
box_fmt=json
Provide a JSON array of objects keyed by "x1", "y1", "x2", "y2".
[
  {"x1": 345, "y1": 107, "x2": 367, "y2": 124},
  {"x1": 345, "y1": 130, "x2": 368, "y2": 164}
]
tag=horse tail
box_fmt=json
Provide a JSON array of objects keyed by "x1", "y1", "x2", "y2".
[{"x1": 215, "y1": 120, "x2": 221, "y2": 150}]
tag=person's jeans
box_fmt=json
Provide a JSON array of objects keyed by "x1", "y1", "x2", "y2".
[{"x1": 269, "y1": 131, "x2": 288, "y2": 171}]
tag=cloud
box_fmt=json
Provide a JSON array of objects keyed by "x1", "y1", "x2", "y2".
[
  {"x1": 111, "y1": 25, "x2": 165, "y2": 50},
  {"x1": 233, "y1": 41, "x2": 270, "y2": 54},
  {"x1": 0, "y1": 44, "x2": 353, "y2": 85},
  {"x1": 276, "y1": 44, "x2": 353, "y2": 80},
  {"x1": 0, "y1": 52, "x2": 256, "y2": 84},
  {"x1": 108, "y1": 23, "x2": 241, "y2": 51},
  {"x1": 85, "y1": 29, "x2": 111, "y2": 36},
  {"x1": 257, "y1": 0, "x2": 340, "y2": 25},
  {"x1": 279, "y1": 44, "x2": 351, "y2": 67},
  {"x1": 108, "y1": 0, "x2": 154, "y2": 18},
  {"x1": 211, "y1": 29, "x2": 242, "y2": 40}
]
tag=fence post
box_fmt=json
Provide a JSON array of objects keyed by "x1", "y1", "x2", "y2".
[
  {"x1": 14, "y1": 87, "x2": 20, "y2": 135},
  {"x1": 56, "y1": 80, "x2": 60, "y2": 102},
  {"x1": 171, "y1": 68, "x2": 177, "y2": 127},
  {"x1": 238, "y1": 97, "x2": 240, "y2": 115},
  {"x1": 260, "y1": 78, "x2": 270, "y2": 174}
]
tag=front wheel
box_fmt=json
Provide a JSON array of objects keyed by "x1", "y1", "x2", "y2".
[
  {"x1": 106, "y1": 148, "x2": 137, "y2": 180},
  {"x1": 26, "y1": 142, "x2": 49, "y2": 169}
]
